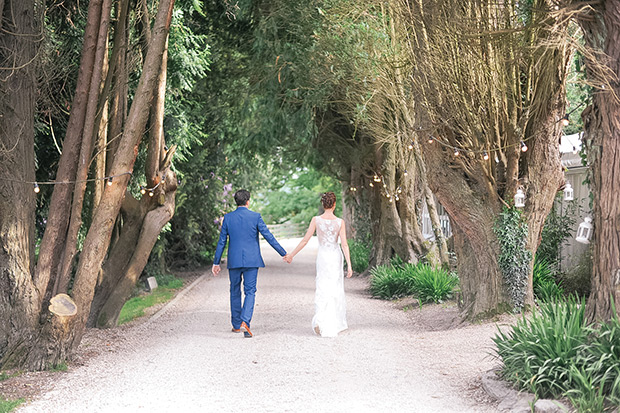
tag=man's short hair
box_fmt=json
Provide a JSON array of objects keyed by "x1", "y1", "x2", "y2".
[{"x1": 234, "y1": 189, "x2": 251, "y2": 206}]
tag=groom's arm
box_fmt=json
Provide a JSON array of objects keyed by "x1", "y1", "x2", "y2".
[
  {"x1": 213, "y1": 217, "x2": 229, "y2": 266},
  {"x1": 257, "y1": 215, "x2": 287, "y2": 256}
]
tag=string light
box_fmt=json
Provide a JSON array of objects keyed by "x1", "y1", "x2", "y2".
[
  {"x1": 369, "y1": 182, "x2": 374, "y2": 187},
  {"x1": 149, "y1": 191, "x2": 154, "y2": 197},
  {"x1": 560, "y1": 114, "x2": 570, "y2": 127},
  {"x1": 520, "y1": 141, "x2": 528, "y2": 152},
  {"x1": 454, "y1": 148, "x2": 460, "y2": 156},
  {"x1": 140, "y1": 186, "x2": 147, "y2": 195},
  {"x1": 373, "y1": 175, "x2": 381, "y2": 182},
  {"x1": 18, "y1": 172, "x2": 132, "y2": 195},
  {"x1": 483, "y1": 152, "x2": 489, "y2": 161},
  {"x1": 428, "y1": 136, "x2": 434, "y2": 144},
  {"x1": 403, "y1": 170, "x2": 408, "y2": 176},
  {"x1": 408, "y1": 142, "x2": 414, "y2": 150},
  {"x1": 106, "y1": 177, "x2": 113, "y2": 186},
  {"x1": 397, "y1": 186, "x2": 402, "y2": 193},
  {"x1": 33, "y1": 183, "x2": 40, "y2": 193}
]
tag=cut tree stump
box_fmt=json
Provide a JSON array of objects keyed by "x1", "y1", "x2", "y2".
[{"x1": 49, "y1": 293, "x2": 78, "y2": 317}]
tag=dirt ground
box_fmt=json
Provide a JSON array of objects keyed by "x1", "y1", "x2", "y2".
[{"x1": 2, "y1": 238, "x2": 518, "y2": 412}]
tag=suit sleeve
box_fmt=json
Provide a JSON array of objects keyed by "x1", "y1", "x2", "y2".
[
  {"x1": 257, "y1": 215, "x2": 287, "y2": 256},
  {"x1": 213, "y1": 217, "x2": 229, "y2": 265}
]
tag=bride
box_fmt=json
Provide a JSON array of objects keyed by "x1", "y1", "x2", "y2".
[{"x1": 284, "y1": 192, "x2": 353, "y2": 337}]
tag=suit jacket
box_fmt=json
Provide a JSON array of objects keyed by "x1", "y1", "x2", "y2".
[{"x1": 213, "y1": 206, "x2": 286, "y2": 268}]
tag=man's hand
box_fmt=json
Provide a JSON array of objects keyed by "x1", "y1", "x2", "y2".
[
  {"x1": 212, "y1": 264, "x2": 221, "y2": 276},
  {"x1": 283, "y1": 254, "x2": 293, "y2": 264}
]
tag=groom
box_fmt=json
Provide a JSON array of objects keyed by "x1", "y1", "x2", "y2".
[{"x1": 212, "y1": 189, "x2": 287, "y2": 338}]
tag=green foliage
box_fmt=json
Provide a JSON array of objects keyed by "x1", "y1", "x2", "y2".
[
  {"x1": 413, "y1": 264, "x2": 459, "y2": 304},
  {"x1": 558, "y1": 251, "x2": 592, "y2": 298},
  {"x1": 50, "y1": 362, "x2": 68, "y2": 372},
  {"x1": 369, "y1": 263, "x2": 416, "y2": 299},
  {"x1": 348, "y1": 240, "x2": 370, "y2": 273},
  {"x1": 494, "y1": 207, "x2": 532, "y2": 312},
  {"x1": 536, "y1": 193, "x2": 578, "y2": 271},
  {"x1": 370, "y1": 262, "x2": 458, "y2": 303},
  {"x1": 494, "y1": 297, "x2": 588, "y2": 398},
  {"x1": 0, "y1": 397, "x2": 24, "y2": 413},
  {"x1": 118, "y1": 288, "x2": 178, "y2": 325},
  {"x1": 254, "y1": 168, "x2": 341, "y2": 225},
  {"x1": 533, "y1": 259, "x2": 564, "y2": 302},
  {"x1": 494, "y1": 298, "x2": 620, "y2": 411}
]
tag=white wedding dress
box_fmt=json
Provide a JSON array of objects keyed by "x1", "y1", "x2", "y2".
[{"x1": 312, "y1": 216, "x2": 348, "y2": 337}]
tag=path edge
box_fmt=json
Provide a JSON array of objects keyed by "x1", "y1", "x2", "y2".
[{"x1": 144, "y1": 272, "x2": 209, "y2": 325}]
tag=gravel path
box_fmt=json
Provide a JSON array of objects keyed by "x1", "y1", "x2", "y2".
[{"x1": 19, "y1": 238, "x2": 509, "y2": 413}]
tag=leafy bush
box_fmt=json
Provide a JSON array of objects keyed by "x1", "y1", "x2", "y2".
[
  {"x1": 369, "y1": 264, "x2": 416, "y2": 299},
  {"x1": 369, "y1": 262, "x2": 459, "y2": 303},
  {"x1": 494, "y1": 298, "x2": 620, "y2": 411},
  {"x1": 348, "y1": 239, "x2": 370, "y2": 273},
  {"x1": 533, "y1": 259, "x2": 564, "y2": 302},
  {"x1": 536, "y1": 193, "x2": 578, "y2": 269},
  {"x1": 494, "y1": 297, "x2": 588, "y2": 398},
  {"x1": 412, "y1": 264, "x2": 459, "y2": 303}
]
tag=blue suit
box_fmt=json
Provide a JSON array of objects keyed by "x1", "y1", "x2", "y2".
[{"x1": 213, "y1": 206, "x2": 286, "y2": 329}]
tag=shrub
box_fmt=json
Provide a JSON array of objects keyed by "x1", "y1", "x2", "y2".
[
  {"x1": 493, "y1": 297, "x2": 588, "y2": 398},
  {"x1": 533, "y1": 259, "x2": 564, "y2": 302},
  {"x1": 413, "y1": 264, "x2": 459, "y2": 303},
  {"x1": 348, "y1": 239, "x2": 370, "y2": 273},
  {"x1": 369, "y1": 264, "x2": 415, "y2": 299},
  {"x1": 369, "y1": 262, "x2": 459, "y2": 303},
  {"x1": 494, "y1": 298, "x2": 620, "y2": 411}
]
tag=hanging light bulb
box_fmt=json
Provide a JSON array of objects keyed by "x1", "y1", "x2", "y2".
[
  {"x1": 561, "y1": 114, "x2": 570, "y2": 127},
  {"x1": 149, "y1": 190, "x2": 155, "y2": 197},
  {"x1": 520, "y1": 141, "x2": 528, "y2": 152},
  {"x1": 34, "y1": 183, "x2": 40, "y2": 193},
  {"x1": 395, "y1": 194, "x2": 400, "y2": 201},
  {"x1": 408, "y1": 141, "x2": 414, "y2": 150},
  {"x1": 373, "y1": 175, "x2": 381, "y2": 182},
  {"x1": 563, "y1": 182, "x2": 574, "y2": 201},
  {"x1": 428, "y1": 136, "x2": 434, "y2": 144},
  {"x1": 140, "y1": 186, "x2": 147, "y2": 195},
  {"x1": 403, "y1": 170, "x2": 408, "y2": 176},
  {"x1": 397, "y1": 186, "x2": 402, "y2": 194},
  {"x1": 483, "y1": 151, "x2": 489, "y2": 161},
  {"x1": 514, "y1": 188, "x2": 526, "y2": 208},
  {"x1": 369, "y1": 182, "x2": 374, "y2": 187},
  {"x1": 575, "y1": 217, "x2": 593, "y2": 244},
  {"x1": 107, "y1": 177, "x2": 113, "y2": 186},
  {"x1": 454, "y1": 148, "x2": 460, "y2": 156}
]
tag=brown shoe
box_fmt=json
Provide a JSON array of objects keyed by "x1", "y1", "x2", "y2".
[
  {"x1": 241, "y1": 321, "x2": 253, "y2": 338},
  {"x1": 231, "y1": 328, "x2": 240, "y2": 333}
]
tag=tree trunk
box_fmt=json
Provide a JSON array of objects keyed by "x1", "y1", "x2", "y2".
[
  {"x1": 0, "y1": 0, "x2": 40, "y2": 368},
  {"x1": 422, "y1": 144, "x2": 510, "y2": 319},
  {"x1": 56, "y1": 0, "x2": 113, "y2": 295},
  {"x1": 577, "y1": 1, "x2": 620, "y2": 321},
  {"x1": 33, "y1": 0, "x2": 104, "y2": 303},
  {"x1": 5, "y1": 0, "x2": 177, "y2": 370},
  {"x1": 95, "y1": 173, "x2": 177, "y2": 327}
]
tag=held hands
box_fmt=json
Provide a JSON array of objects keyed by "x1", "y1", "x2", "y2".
[
  {"x1": 212, "y1": 264, "x2": 221, "y2": 276},
  {"x1": 283, "y1": 254, "x2": 293, "y2": 264}
]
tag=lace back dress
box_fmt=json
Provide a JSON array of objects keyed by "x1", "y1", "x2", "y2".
[{"x1": 313, "y1": 216, "x2": 348, "y2": 337}]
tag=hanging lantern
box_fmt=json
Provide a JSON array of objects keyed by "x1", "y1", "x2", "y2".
[
  {"x1": 563, "y1": 182, "x2": 574, "y2": 201},
  {"x1": 575, "y1": 217, "x2": 593, "y2": 244},
  {"x1": 514, "y1": 188, "x2": 525, "y2": 208}
]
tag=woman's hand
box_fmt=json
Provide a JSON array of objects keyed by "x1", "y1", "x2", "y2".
[{"x1": 346, "y1": 267, "x2": 353, "y2": 278}]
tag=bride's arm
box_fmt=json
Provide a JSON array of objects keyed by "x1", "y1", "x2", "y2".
[
  {"x1": 285, "y1": 217, "x2": 316, "y2": 262},
  {"x1": 339, "y1": 220, "x2": 353, "y2": 277}
]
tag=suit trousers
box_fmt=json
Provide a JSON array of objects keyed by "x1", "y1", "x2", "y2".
[{"x1": 228, "y1": 267, "x2": 259, "y2": 329}]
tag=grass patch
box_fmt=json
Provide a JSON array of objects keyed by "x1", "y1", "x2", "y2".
[
  {"x1": 0, "y1": 397, "x2": 24, "y2": 413},
  {"x1": 118, "y1": 287, "x2": 177, "y2": 325},
  {"x1": 370, "y1": 262, "x2": 458, "y2": 303},
  {"x1": 494, "y1": 297, "x2": 620, "y2": 411},
  {"x1": 50, "y1": 362, "x2": 68, "y2": 372}
]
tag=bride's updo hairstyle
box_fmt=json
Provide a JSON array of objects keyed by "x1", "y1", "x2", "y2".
[{"x1": 321, "y1": 192, "x2": 336, "y2": 209}]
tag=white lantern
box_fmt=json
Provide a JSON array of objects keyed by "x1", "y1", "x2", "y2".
[
  {"x1": 563, "y1": 182, "x2": 574, "y2": 201},
  {"x1": 575, "y1": 217, "x2": 593, "y2": 244},
  {"x1": 514, "y1": 188, "x2": 525, "y2": 208}
]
